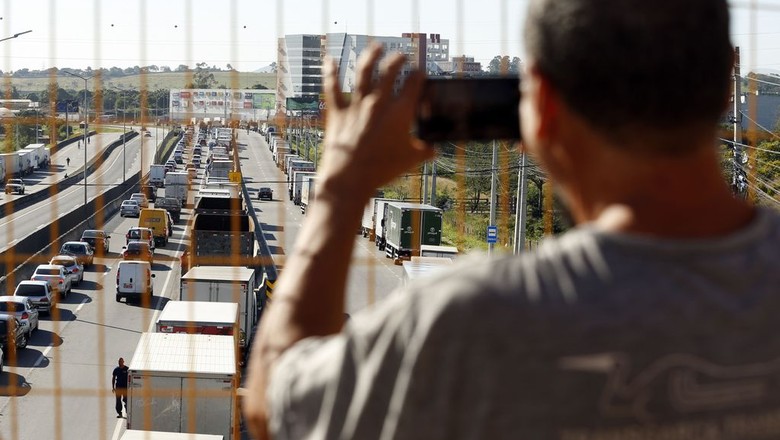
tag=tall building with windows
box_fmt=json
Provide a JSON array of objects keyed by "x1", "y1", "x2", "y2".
[{"x1": 277, "y1": 32, "x2": 450, "y2": 114}]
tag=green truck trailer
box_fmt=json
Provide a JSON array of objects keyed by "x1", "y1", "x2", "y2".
[{"x1": 383, "y1": 202, "x2": 443, "y2": 262}]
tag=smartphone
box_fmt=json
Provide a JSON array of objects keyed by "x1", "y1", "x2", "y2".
[{"x1": 415, "y1": 77, "x2": 521, "y2": 143}]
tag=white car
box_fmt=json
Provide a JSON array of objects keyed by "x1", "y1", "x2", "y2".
[
  {"x1": 0, "y1": 295, "x2": 40, "y2": 339},
  {"x1": 130, "y1": 193, "x2": 149, "y2": 208},
  {"x1": 121, "y1": 200, "x2": 141, "y2": 217},
  {"x1": 49, "y1": 255, "x2": 84, "y2": 286},
  {"x1": 31, "y1": 264, "x2": 72, "y2": 299}
]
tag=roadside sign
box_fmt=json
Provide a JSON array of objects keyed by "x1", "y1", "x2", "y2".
[{"x1": 487, "y1": 225, "x2": 498, "y2": 244}]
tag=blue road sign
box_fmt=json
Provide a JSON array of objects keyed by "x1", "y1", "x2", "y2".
[{"x1": 487, "y1": 225, "x2": 498, "y2": 244}]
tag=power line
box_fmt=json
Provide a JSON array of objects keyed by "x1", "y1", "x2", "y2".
[{"x1": 737, "y1": 73, "x2": 780, "y2": 88}]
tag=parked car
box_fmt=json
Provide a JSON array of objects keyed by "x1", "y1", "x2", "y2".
[
  {"x1": 120, "y1": 200, "x2": 141, "y2": 217},
  {"x1": 4, "y1": 178, "x2": 25, "y2": 195},
  {"x1": 130, "y1": 193, "x2": 149, "y2": 208},
  {"x1": 0, "y1": 296, "x2": 39, "y2": 339},
  {"x1": 258, "y1": 187, "x2": 273, "y2": 201},
  {"x1": 191, "y1": 155, "x2": 202, "y2": 168},
  {"x1": 122, "y1": 241, "x2": 154, "y2": 264},
  {"x1": 31, "y1": 264, "x2": 72, "y2": 298},
  {"x1": 80, "y1": 229, "x2": 110, "y2": 255},
  {"x1": 59, "y1": 241, "x2": 94, "y2": 268},
  {"x1": 49, "y1": 255, "x2": 84, "y2": 286},
  {"x1": 13, "y1": 280, "x2": 54, "y2": 315},
  {"x1": 126, "y1": 227, "x2": 155, "y2": 251},
  {"x1": 0, "y1": 315, "x2": 27, "y2": 358}
]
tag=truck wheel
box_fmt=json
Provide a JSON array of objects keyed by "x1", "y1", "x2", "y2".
[{"x1": 115, "y1": 294, "x2": 121, "y2": 303}]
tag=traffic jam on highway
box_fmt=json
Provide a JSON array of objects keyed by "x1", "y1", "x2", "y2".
[{"x1": 0, "y1": 120, "x2": 459, "y2": 440}]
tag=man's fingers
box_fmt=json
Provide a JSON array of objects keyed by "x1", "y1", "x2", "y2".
[
  {"x1": 323, "y1": 58, "x2": 346, "y2": 111},
  {"x1": 377, "y1": 52, "x2": 407, "y2": 99},
  {"x1": 354, "y1": 43, "x2": 383, "y2": 99}
]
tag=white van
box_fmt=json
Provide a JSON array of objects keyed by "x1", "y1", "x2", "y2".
[{"x1": 116, "y1": 261, "x2": 155, "y2": 304}]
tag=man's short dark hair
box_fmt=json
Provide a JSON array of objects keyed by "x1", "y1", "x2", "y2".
[{"x1": 524, "y1": 0, "x2": 733, "y2": 149}]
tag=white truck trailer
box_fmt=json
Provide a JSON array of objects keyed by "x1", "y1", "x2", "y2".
[
  {"x1": 127, "y1": 333, "x2": 238, "y2": 439},
  {"x1": 150, "y1": 164, "x2": 166, "y2": 187},
  {"x1": 156, "y1": 300, "x2": 239, "y2": 339},
  {"x1": 164, "y1": 172, "x2": 189, "y2": 205},
  {"x1": 300, "y1": 175, "x2": 316, "y2": 215},
  {"x1": 120, "y1": 430, "x2": 223, "y2": 440},
  {"x1": 290, "y1": 170, "x2": 316, "y2": 205},
  {"x1": 180, "y1": 266, "x2": 258, "y2": 354}
]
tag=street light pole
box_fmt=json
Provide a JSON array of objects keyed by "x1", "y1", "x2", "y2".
[{"x1": 62, "y1": 71, "x2": 93, "y2": 208}]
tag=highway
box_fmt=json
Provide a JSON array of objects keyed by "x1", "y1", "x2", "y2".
[{"x1": 0, "y1": 127, "x2": 404, "y2": 440}]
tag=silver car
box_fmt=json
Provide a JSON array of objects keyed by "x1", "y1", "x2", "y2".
[
  {"x1": 121, "y1": 200, "x2": 141, "y2": 217},
  {"x1": 13, "y1": 281, "x2": 54, "y2": 315},
  {"x1": 31, "y1": 264, "x2": 72, "y2": 299},
  {"x1": 0, "y1": 295, "x2": 39, "y2": 339},
  {"x1": 50, "y1": 255, "x2": 84, "y2": 286}
]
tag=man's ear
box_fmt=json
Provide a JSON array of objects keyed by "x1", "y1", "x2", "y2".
[{"x1": 533, "y1": 69, "x2": 559, "y2": 142}]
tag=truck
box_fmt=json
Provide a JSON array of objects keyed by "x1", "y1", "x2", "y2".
[
  {"x1": 360, "y1": 198, "x2": 395, "y2": 240},
  {"x1": 273, "y1": 146, "x2": 291, "y2": 168},
  {"x1": 191, "y1": 213, "x2": 255, "y2": 266},
  {"x1": 127, "y1": 332, "x2": 238, "y2": 439},
  {"x1": 290, "y1": 170, "x2": 316, "y2": 205},
  {"x1": 120, "y1": 431, "x2": 222, "y2": 440},
  {"x1": 22, "y1": 144, "x2": 48, "y2": 169},
  {"x1": 300, "y1": 175, "x2": 316, "y2": 215},
  {"x1": 420, "y1": 244, "x2": 459, "y2": 259},
  {"x1": 383, "y1": 202, "x2": 443, "y2": 261},
  {"x1": 17, "y1": 149, "x2": 33, "y2": 175},
  {"x1": 401, "y1": 258, "x2": 453, "y2": 287},
  {"x1": 374, "y1": 199, "x2": 397, "y2": 250},
  {"x1": 164, "y1": 172, "x2": 189, "y2": 205},
  {"x1": 150, "y1": 164, "x2": 166, "y2": 187},
  {"x1": 180, "y1": 266, "x2": 258, "y2": 354},
  {"x1": 194, "y1": 194, "x2": 245, "y2": 215},
  {"x1": 156, "y1": 300, "x2": 239, "y2": 339},
  {"x1": 209, "y1": 160, "x2": 233, "y2": 179},
  {"x1": 286, "y1": 159, "x2": 315, "y2": 178}
]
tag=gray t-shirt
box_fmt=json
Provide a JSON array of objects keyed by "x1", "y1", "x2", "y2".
[{"x1": 268, "y1": 208, "x2": 780, "y2": 440}]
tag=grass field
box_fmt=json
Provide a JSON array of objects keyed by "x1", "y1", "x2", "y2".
[{"x1": 9, "y1": 71, "x2": 276, "y2": 93}]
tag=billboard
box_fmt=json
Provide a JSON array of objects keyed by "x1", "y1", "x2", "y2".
[
  {"x1": 286, "y1": 96, "x2": 319, "y2": 112},
  {"x1": 252, "y1": 93, "x2": 275, "y2": 110}
]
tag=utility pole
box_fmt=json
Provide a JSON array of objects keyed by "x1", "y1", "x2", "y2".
[
  {"x1": 513, "y1": 153, "x2": 528, "y2": 254},
  {"x1": 422, "y1": 162, "x2": 429, "y2": 204},
  {"x1": 488, "y1": 140, "x2": 498, "y2": 255},
  {"x1": 430, "y1": 161, "x2": 437, "y2": 207},
  {"x1": 732, "y1": 47, "x2": 746, "y2": 198}
]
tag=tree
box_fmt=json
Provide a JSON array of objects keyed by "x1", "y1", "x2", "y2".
[
  {"x1": 161, "y1": 65, "x2": 172, "y2": 73},
  {"x1": 250, "y1": 83, "x2": 268, "y2": 90},
  {"x1": 487, "y1": 56, "x2": 521, "y2": 74},
  {"x1": 175, "y1": 64, "x2": 189, "y2": 72},
  {"x1": 192, "y1": 62, "x2": 217, "y2": 89}
]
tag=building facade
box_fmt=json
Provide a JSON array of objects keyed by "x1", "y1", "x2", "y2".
[
  {"x1": 168, "y1": 88, "x2": 276, "y2": 123},
  {"x1": 277, "y1": 32, "x2": 451, "y2": 114}
]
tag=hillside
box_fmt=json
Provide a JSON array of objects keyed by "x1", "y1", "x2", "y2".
[{"x1": 8, "y1": 71, "x2": 276, "y2": 93}]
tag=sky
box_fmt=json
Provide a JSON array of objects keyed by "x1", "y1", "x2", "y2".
[{"x1": 1, "y1": 0, "x2": 779, "y2": 74}]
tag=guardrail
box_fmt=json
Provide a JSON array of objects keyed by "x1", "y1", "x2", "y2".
[{"x1": 239, "y1": 166, "x2": 278, "y2": 309}]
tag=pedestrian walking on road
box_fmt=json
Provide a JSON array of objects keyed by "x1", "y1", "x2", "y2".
[
  {"x1": 78, "y1": 140, "x2": 81, "y2": 149},
  {"x1": 112, "y1": 357, "x2": 129, "y2": 418},
  {"x1": 66, "y1": 157, "x2": 70, "y2": 167}
]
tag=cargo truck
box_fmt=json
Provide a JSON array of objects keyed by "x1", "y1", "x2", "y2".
[
  {"x1": 191, "y1": 213, "x2": 255, "y2": 266},
  {"x1": 360, "y1": 197, "x2": 395, "y2": 239},
  {"x1": 194, "y1": 194, "x2": 245, "y2": 215},
  {"x1": 274, "y1": 146, "x2": 291, "y2": 168},
  {"x1": 120, "y1": 431, "x2": 223, "y2": 440},
  {"x1": 180, "y1": 266, "x2": 257, "y2": 355},
  {"x1": 164, "y1": 172, "x2": 189, "y2": 205},
  {"x1": 300, "y1": 176, "x2": 316, "y2": 215},
  {"x1": 127, "y1": 333, "x2": 238, "y2": 439},
  {"x1": 150, "y1": 164, "x2": 166, "y2": 187},
  {"x1": 374, "y1": 199, "x2": 397, "y2": 250},
  {"x1": 290, "y1": 170, "x2": 316, "y2": 204},
  {"x1": 383, "y1": 202, "x2": 443, "y2": 261},
  {"x1": 401, "y1": 258, "x2": 453, "y2": 287},
  {"x1": 156, "y1": 300, "x2": 239, "y2": 339},
  {"x1": 209, "y1": 160, "x2": 233, "y2": 179}
]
